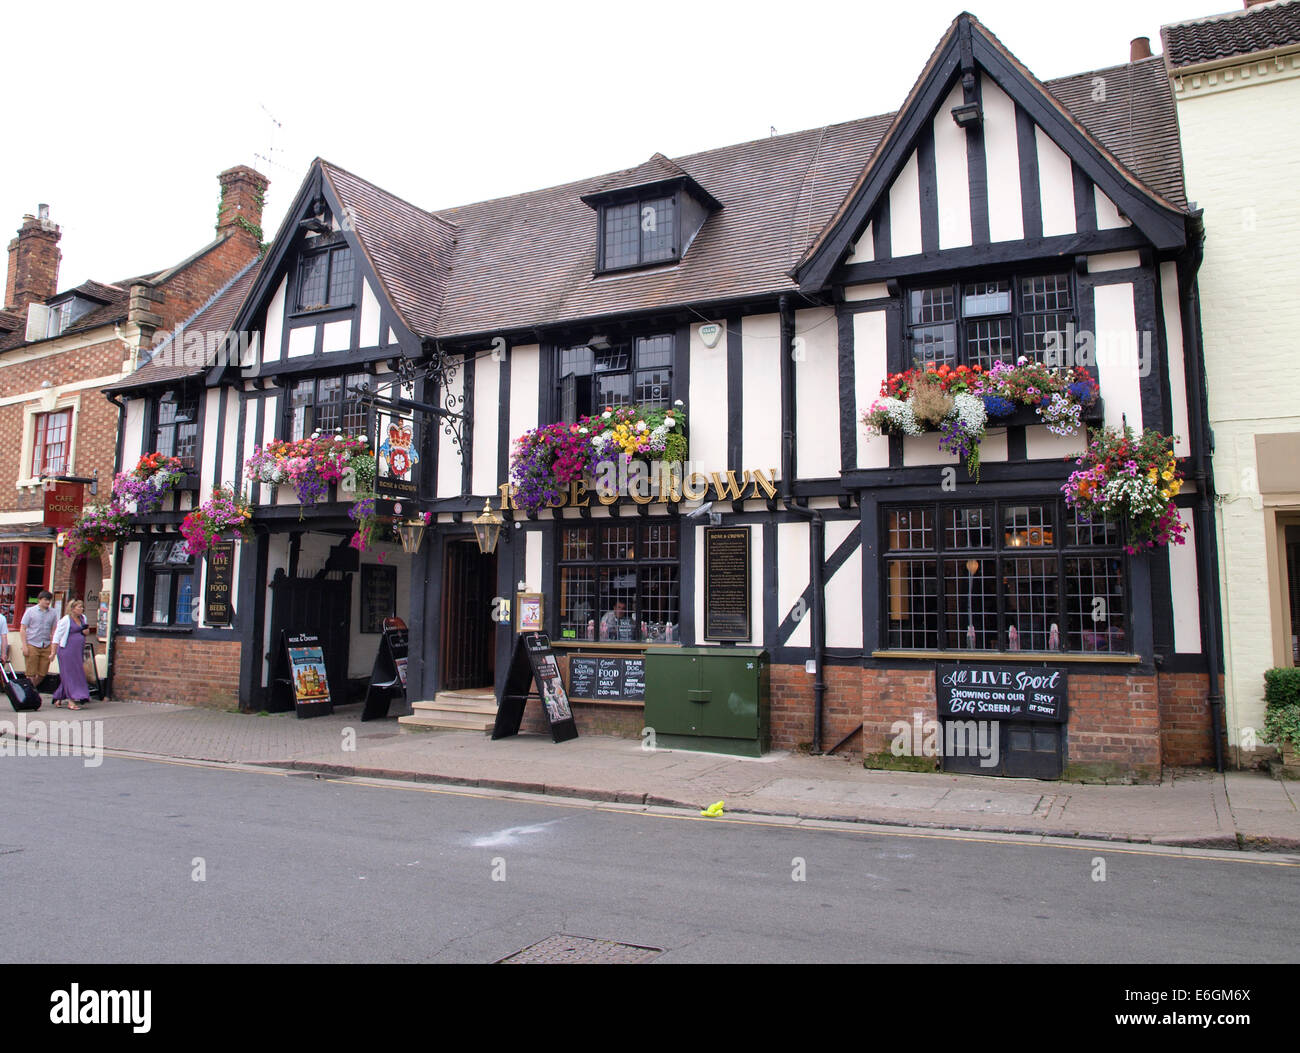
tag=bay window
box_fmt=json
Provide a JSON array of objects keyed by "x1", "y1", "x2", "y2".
[
  {"x1": 556, "y1": 333, "x2": 673, "y2": 422},
  {"x1": 883, "y1": 500, "x2": 1127, "y2": 654}
]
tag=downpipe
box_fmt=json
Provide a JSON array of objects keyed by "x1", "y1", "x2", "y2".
[{"x1": 778, "y1": 295, "x2": 827, "y2": 754}]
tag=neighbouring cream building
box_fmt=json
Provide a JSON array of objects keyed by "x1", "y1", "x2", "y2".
[{"x1": 1162, "y1": 0, "x2": 1300, "y2": 762}]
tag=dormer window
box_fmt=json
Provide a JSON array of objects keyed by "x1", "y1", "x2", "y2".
[
  {"x1": 43, "y1": 295, "x2": 96, "y2": 338},
  {"x1": 296, "y1": 244, "x2": 355, "y2": 311},
  {"x1": 581, "y1": 154, "x2": 721, "y2": 276},
  {"x1": 601, "y1": 195, "x2": 678, "y2": 271}
]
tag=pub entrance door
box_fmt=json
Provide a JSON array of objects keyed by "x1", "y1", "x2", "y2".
[
  {"x1": 267, "y1": 567, "x2": 352, "y2": 712},
  {"x1": 441, "y1": 538, "x2": 496, "y2": 691}
]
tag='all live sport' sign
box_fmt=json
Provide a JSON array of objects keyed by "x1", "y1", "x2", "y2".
[{"x1": 936, "y1": 664, "x2": 1068, "y2": 723}]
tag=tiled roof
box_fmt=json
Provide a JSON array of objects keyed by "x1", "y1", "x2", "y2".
[
  {"x1": 107, "y1": 259, "x2": 261, "y2": 392},
  {"x1": 321, "y1": 162, "x2": 458, "y2": 341},
  {"x1": 1045, "y1": 56, "x2": 1187, "y2": 209},
  {"x1": 1162, "y1": 0, "x2": 1300, "y2": 69}
]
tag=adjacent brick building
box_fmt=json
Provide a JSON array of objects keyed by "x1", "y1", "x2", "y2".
[{"x1": 0, "y1": 166, "x2": 267, "y2": 677}]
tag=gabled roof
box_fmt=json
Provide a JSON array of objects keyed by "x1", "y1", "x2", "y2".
[
  {"x1": 1162, "y1": 0, "x2": 1300, "y2": 69},
  {"x1": 794, "y1": 13, "x2": 1190, "y2": 290},
  {"x1": 108, "y1": 259, "x2": 261, "y2": 393},
  {"x1": 236, "y1": 17, "x2": 1189, "y2": 345}
]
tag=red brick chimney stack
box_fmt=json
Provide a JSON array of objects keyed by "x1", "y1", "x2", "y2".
[
  {"x1": 5, "y1": 204, "x2": 62, "y2": 313},
  {"x1": 216, "y1": 165, "x2": 270, "y2": 245}
]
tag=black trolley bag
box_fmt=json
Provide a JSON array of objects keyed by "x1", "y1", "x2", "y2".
[{"x1": 2, "y1": 660, "x2": 41, "y2": 711}]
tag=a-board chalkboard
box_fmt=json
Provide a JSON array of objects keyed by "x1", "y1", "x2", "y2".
[
  {"x1": 492, "y1": 632, "x2": 578, "y2": 743},
  {"x1": 362, "y1": 617, "x2": 411, "y2": 721},
  {"x1": 567, "y1": 655, "x2": 646, "y2": 700}
]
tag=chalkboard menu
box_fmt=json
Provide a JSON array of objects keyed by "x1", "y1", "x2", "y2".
[
  {"x1": 704, "y1": 526, "x2": 751, "y2": 641},
  {"x1": 204, "y1": 541, "x2": 235, "y2": 626},
  {"x1": 936, "y1": 664, "x2": 1068, "y2": 723},
  {"x1": 362, "y1": 617, "x2": 410, "y2": 721},
  {"x1": 361, "y1": 564, "x2": 397, "y2": 634},
  {"x1": 568, "y1": 655, "x2": 646, "y2": 700}
]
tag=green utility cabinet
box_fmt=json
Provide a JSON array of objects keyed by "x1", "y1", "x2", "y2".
[{"x1": 643, "y1": 647, "x2": 770, "y2": 757}]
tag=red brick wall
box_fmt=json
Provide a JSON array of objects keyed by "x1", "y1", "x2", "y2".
[
  {"x1": 519, "y1": 700, "x2": 643, "y2": 739},
  {"x1": 1159, "y1": 672, "x2": 1219, "y2": 766},
  {"x1": 153, "y1": 233, "x2": 260, "y2": 335},
  {"x1": 113, "y1": 636, "x2": 242, "y2": 708}
]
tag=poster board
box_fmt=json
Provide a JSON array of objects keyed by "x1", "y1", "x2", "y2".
[
  {"x1": 284, "y1": 631, "x2": 333, "y2": 719},
  {"x1": 935, "y1": 664, "x2": 1068, "y2": 723},
  {"x1": 204, "y1": 541, "x2": 235, "y2": 626},
  {"x1": 492, "y1": 632, "x2": 578, "y2": 743},
  {"x1": 362, "y1": 617, "x2": 411, "y2": 720},
  {"x1": 566, "y1": 655, "x2": 646, "y2": 700},
  {"x1": 704, "y1": 526, "x2": 751, "y2": 641}
]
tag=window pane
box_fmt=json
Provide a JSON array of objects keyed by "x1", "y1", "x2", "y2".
[
  {"x1": 642, "y1": 522, "x2": 678, "y2": 560},
  {"x1": 342, "y1": 375, "x2": 368, "y2": 435},
  {"x1": 1021, "y1": 275, "x2": 1072, "y2": 313},
  {"x1": 1003, "y1": 557, "x2": 1058, "y2": 651},
  {"x1": 1021, "y1": 312, "x2": 1073, "y2": 361},
  {"x1": 598, "y1": 566, "x2": 638, "y2": 640},
  {"x1": 635, "y1": 369, "x2": 671, "y2": 407},
  {"x1": 910, "y1": 287, "x2": 956, "y2": 325},
  {"x1": 298, "y1": 253, "x2": 328, "y2": 309},
  {"x1": 152, "y1": 573, "x2": 172, "y2": 624},
  {"x1": 601, "y1": 525, "x2": 636, "y2": 561},
  {"x1": 1067, "y1": 509, "x2": 1120, "y2": 548},
  {"x1": 963, "y1": 280, "x2": 1011, "y2": 316},
  {"x1": 560, "y1": 346, "x2": 594, "y2": 377},
  {"x1": 1002, "y1": 504, "x2": 1054, "y2": 549},
  {"x1": 639, "y1": 196, "x2": 675, "y2": 263},
  {"x1": 636, "y1": 334, "x2": 673, "y2": 369},
  {"x1": 886, "y1": 508, "x2": 934, "y2": 551},
  {"x1": 174, "y1": 573, "x2": 195, "y2": 625},
  {"x1": 886, "y1": 559, "x2": 939, "y2": 649},
  {"x1": 561, "y1": 527, "x2": 593, "y2": 562},
  {"x1": 291, "y1": 381, "x2": 313, "y2": 440},
  {"x1": 597, "y1": 373, "x2": 631, "y2": 408},
  {"x1": 315, "y1": 376, "x2": 343, "y2": 434},
  {"x1": 965, "y1": 317, "x2": 1015, "y2": 369},
  {"x1": 944, "y1": 506, "x2": 993, "y2": 550},
  {"x1": 603, "y1": 203, "x2": 638, "y2": 269},
  {"x1": 559, "y1": 568, "x2": 596, "y2": 640},
  {"x1": 911, "y1": 324, "x2": 958, "y2": 366},
  {"x1": 593, "y1": 346, "x2": 629, "y2": 372},
  {"x1": 945, "y1": 558, "x2": 996, "y2": 650},
  {"x1": 640, "y1": 564, "x2": 679, "y2": 639},
  {"x1": 1067, "y1": 556, "x2": 1126, "y2": 653},
  {"x1": 328, "y1": 247, "x2": 355, "y2": 305}
]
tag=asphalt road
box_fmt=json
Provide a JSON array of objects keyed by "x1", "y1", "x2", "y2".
[{"x1": 3, "y1": 753, "x2": 1297, "y2": 964}]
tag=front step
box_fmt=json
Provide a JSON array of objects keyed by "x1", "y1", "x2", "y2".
[{"x1": 398, "y1": 690, "x2": 498, "y2": 733}]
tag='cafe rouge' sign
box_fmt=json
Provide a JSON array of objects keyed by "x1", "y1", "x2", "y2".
[
  {"x1": 936, "y1": 664, "x2": 1068, "y2": 723},
  {"x1": 497, "y1": 466, "x2": 780, "y2": 509}
]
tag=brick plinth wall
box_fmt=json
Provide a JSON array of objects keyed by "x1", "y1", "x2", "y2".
[
  {"x1": 113, "y1": 636, "x2": 242, "y2": 708},
  {"x1": 519, "y1": 700, "x2": 643, "y2": 739},
  {"x1": 767, "y1": 663, "x2": 1215, "y2": 776}
]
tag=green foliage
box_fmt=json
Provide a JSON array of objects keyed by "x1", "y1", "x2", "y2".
[{"x1": 1263, "y1": 668, "x2": 1300, "y2": 750}]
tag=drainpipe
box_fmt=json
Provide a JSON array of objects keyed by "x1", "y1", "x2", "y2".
[
  {"x1": 778, "y1": 295, "x2": 827, "y2": 753},
  {"x1": 1178, "y1": 211, "x2": 1225, "y2": 773},
  {"x1": 103, "y1": 390, "x2": 128, "y2": 697}
]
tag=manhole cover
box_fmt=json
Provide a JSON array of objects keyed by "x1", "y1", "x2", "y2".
[{"x1": 498, "y1": 934, "x2": 662, "y2": 964}]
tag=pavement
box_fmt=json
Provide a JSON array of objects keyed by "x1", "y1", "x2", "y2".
[{"x1": 4, "y1": 697, "x2": 1300, "y2": 853}]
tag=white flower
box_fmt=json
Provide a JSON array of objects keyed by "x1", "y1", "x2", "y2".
[
  {"x1": 636, "y1": 421, "x2": 647, "y2": 432},
  {"x1": 602, "y1": 410, "x2": 612, "y2": 419},
  {"x1": 674, "y1": 400, "x2": 684, "y2": 406}
]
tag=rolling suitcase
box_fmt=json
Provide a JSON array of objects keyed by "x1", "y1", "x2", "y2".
[{"x1": 2, "y1": 660, "x2": 41, "y2": 711}]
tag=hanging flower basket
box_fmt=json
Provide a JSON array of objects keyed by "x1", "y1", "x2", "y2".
[
  {"x1": 62, "y1": 503, "x2": 131, "y2": 560},
  {"x1": 509, "y1": 402, "x2": 688, "y2": 514},
  {"x1": 1061, "y1": 425, "x2": 1187, "y2": 553},
  {"x1": 181, "y1": 487, "x2": 254, "y2": 556},
  {"x1": 244, "y1": 432, "x2": 372, "y2": 508},
  {"x1": 112, "y1": 453, "x2": 187, "y2": 514}
]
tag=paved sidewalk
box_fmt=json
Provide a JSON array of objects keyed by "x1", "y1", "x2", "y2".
[{"x1": 5, "y1": 698, "x2": 1299, "y2": 852}]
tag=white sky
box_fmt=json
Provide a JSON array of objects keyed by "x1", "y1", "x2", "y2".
[{"x1": 3, "y1": 0, "x2": 1230, "y2": 293}]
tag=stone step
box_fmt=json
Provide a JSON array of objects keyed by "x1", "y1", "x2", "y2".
[
  {"x1": 398, "y1": 712, "x2": 495, "y2": 733},
  {"x1": 417, "y1": 696, "x2": 498, "y2": 715}
]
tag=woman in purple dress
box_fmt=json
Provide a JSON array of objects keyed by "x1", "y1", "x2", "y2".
[{"x1": 52, "y1": 599, "x2": 90, "y2": 710}]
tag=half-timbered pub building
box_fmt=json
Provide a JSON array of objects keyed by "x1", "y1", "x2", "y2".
[{"x1": 106, "y1": 14, "x2": 1221, "y2": 779}]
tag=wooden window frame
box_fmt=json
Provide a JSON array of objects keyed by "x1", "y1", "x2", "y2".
[{"x1": 595, "y1": 192, "x2": 680, "y2": 274}]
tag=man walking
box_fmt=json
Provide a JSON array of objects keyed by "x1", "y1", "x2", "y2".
[{"x1": 21, "y1": 590, "x2": 58, "y2": 692}]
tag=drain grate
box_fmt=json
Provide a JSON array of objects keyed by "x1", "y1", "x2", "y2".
[{"x1": 498, "y1": 933, "x2": 663, "y2": 964}]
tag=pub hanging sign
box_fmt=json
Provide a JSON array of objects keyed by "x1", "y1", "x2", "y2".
[{"x1": 375, "y1": 406, "x2": 420, "y2": 501}]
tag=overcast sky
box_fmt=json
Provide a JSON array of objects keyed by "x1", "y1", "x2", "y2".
[{"x1": 4, "y1": 0, "x2": 1229, "y2": 293}]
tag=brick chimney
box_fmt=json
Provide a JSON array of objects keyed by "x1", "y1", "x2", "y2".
[
  {"x1": 1131, "y1": 36, "x2": 1152, "y2": 61},
  {"x1": 5, "y1": 205, "x2": 62, "y2": 313},
  {"x1": 216, "y1": 165, "x2": 269, "y2": 245}
]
